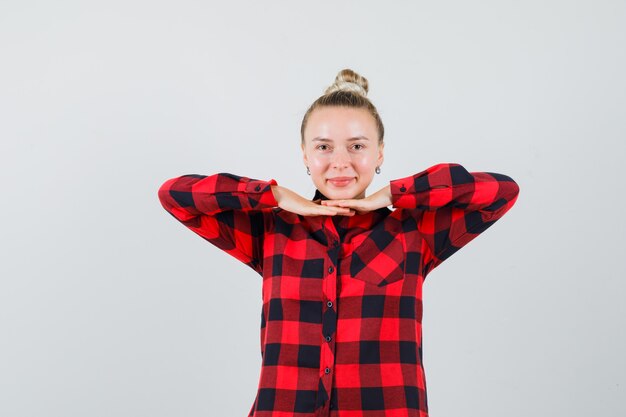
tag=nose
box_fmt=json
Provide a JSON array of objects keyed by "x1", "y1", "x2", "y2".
[{"x1": 330, "y1": 147, "x2": 350, "y2": 169}]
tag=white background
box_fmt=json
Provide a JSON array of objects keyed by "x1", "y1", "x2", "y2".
[{"x1": 1, "y1": 1, "x2": 624, "y2": 416}]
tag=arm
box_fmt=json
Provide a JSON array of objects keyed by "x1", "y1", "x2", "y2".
[
  {"x1": 390, "y1": 163, "x2": 520, "y2": 274},
  {"x1": 157, "y1": 173, "x2": 278, "y2": 274}
]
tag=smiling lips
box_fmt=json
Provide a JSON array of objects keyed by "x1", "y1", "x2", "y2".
[{"x1": 327, "y1": 177, "x2": 355, "y2": 187}]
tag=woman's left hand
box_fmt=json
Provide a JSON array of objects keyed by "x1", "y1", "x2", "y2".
[{"x1": 321, "y1": 185, "x2": 392, "y2": 214}]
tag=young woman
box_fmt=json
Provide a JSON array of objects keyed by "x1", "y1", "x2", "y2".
[{"x1": 158, "y1": 69, "x2": 520, "y2": 417}]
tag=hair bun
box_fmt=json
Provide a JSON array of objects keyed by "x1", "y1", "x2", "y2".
[{"x1": 324, "y1": 68, "x2": 369, "y2": 96}]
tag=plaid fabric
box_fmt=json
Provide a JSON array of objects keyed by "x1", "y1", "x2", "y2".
[{"x1": 158, "y1": 163, "x2": 520, "y2": 417}]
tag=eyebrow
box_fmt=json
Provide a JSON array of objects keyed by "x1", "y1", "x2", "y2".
[{"x1": 311, "y1": 136, "x2": 370, "y2": 142}]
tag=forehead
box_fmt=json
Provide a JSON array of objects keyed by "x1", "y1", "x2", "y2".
[{"x1": 304, "y1": 106, "x2": 378, "y2": 142}]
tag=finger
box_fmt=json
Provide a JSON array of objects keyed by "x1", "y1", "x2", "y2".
[
  {"x1": 322, "y1": 206, "x2": 353, "y2": 216},
  {"x1": 334, "y1": 207, "x2": 355, "y2": 216},
  {"x1": 317, "y1": 206, "x2": 346, "y2": 215},
  {"x1": 319, "y1": 200, "x2": 362, "y2": 213},
  {"x1": 323, "y1": 199, "x2": 351, "y2": 207},
  {"x1": 333, "y1": 206, "x2": 354, "y2": 213},
  {"x1": 331, "y1": 201, "x2": 362, "y2": 211}
]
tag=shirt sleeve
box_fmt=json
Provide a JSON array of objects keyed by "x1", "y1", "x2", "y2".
[
  {"x1": 157, "y1": 172, "x2": 278, "y2": 274},
  {"x1": 389, "y1": 162, "x2": 520, "y2": 274}
]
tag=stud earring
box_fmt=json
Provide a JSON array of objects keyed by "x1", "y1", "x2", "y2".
[
  {"x1": 306, "y1": 166, "x2": 310, "y2": 175},
  {"x1": 375, "y1": 166, "x2": 381, "y2": 174}
]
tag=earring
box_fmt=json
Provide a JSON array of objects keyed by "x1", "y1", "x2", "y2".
[
  {"x1": 306, "y1": 166, "x2": 311, "y2": 175},
  {"x1": 375, "y1": 166, "x2": 381, "y2": 174}
]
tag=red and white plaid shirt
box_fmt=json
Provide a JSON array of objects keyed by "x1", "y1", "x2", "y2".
[{"x1": 158, "y1": 162, "x2": 520, "y2": 417}]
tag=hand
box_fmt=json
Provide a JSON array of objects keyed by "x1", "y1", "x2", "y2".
[
  {"x1": 320, "y1": 185, "x2": 392, "y2": 214},
  {"x1": 271, "y1": 185, "x2": 355, "y2": 217}
]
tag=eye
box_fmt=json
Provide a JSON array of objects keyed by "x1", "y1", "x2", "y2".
[
  {"x1": 316, "y1": 144, "x2": 330, "y2": 151},
  {"x1": 352, "y1": 143, "x2": 365, "y2": 150}
]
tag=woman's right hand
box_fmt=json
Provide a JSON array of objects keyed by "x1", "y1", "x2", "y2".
[{"x1": 271, "y1": 185, "x2": 355, "y2": 217}]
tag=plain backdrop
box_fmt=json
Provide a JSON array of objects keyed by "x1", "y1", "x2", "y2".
[{"x1": 1, "y1": 1, "x2": 624, "y2": 416}]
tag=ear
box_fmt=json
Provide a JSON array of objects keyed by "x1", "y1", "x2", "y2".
[
  {"x1": 377, "y1": 141, "x2": 384, "y2": 167},
  {"x1": 302, "y1": 143, "x2": 308, "y2": 166}
]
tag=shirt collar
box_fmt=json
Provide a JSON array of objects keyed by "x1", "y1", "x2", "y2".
[{"x1": 311, "y1": 189, "x2": 330, "y2": 202}]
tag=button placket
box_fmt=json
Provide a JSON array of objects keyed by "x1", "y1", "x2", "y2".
[{"x1": 319, "y1": 216, "x2": 339, "y2": 409}]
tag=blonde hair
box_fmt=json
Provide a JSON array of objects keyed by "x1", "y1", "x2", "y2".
[{"x1": 300, "y1": 68, "x2": 385, "y2": 145}]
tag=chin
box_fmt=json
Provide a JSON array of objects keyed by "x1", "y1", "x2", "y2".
[{"x1": 325, "y1": 188, "x2": 361, "y2": 200}]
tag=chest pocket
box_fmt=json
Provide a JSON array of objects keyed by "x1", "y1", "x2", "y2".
[{"x1": 347, "y1": 227, "x2": 406, "y2": 287}]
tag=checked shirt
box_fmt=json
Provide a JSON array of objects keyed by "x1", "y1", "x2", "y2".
[{"x1": 157, "y1": 162, "x2": 520, "y2": 417}]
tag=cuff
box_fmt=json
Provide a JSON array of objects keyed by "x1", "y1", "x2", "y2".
[{"x1": 245, "y1": 178, "x2": 279, "y2": 207}]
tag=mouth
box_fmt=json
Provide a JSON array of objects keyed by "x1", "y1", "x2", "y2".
[{"x1": 327, "y1": 177, "x2": 355, "y2": 187}]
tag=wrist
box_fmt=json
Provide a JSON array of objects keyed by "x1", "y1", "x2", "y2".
[
  {"x1": 375, "y1": 185, "x2": 392, "y2": 207},
  {"x1": 271, "y1": 185, "x2": 282, "y2": 203}
]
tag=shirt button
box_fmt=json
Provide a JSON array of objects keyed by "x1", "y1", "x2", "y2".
[
  {"x1": 328, "y1": 266, "x2": 334, "y2": 273},
  {"x1": 325, "y1": 335, "x2": 332, "y2": 342},
  {"x1": 254, "y1": 185, "x2": 261, "y2": 191},
  {"x1": 325, "y1": 367, "x2": 331, "y2": 374},
  {"x1": 327, "y1": 300, "x2": 333, "y2": 308},
  {"x1": 400, "y1": 186, "x2": 406, "y2": 192}
]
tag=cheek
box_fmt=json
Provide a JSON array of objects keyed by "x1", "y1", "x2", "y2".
[
  {"x1": 309, "y1": 156, "x2": 328, "y2": 170},
  {"x1": 354, "y1": 154, "x2": 376, "y2": 170}
]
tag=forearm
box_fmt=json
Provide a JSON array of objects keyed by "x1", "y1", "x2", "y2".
[
  {"x1": 270, "y1": 184, "x2": 293, "y2": 207},
  {"x1": 390, "y1": 163, "x2": 519, "y2": 214},
  {"x1": 368, "y1": 184, "x2": 393, "y2": 209},
  {"x1": 158, "y1": 173, "x2": 278, "y2": 222}
]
